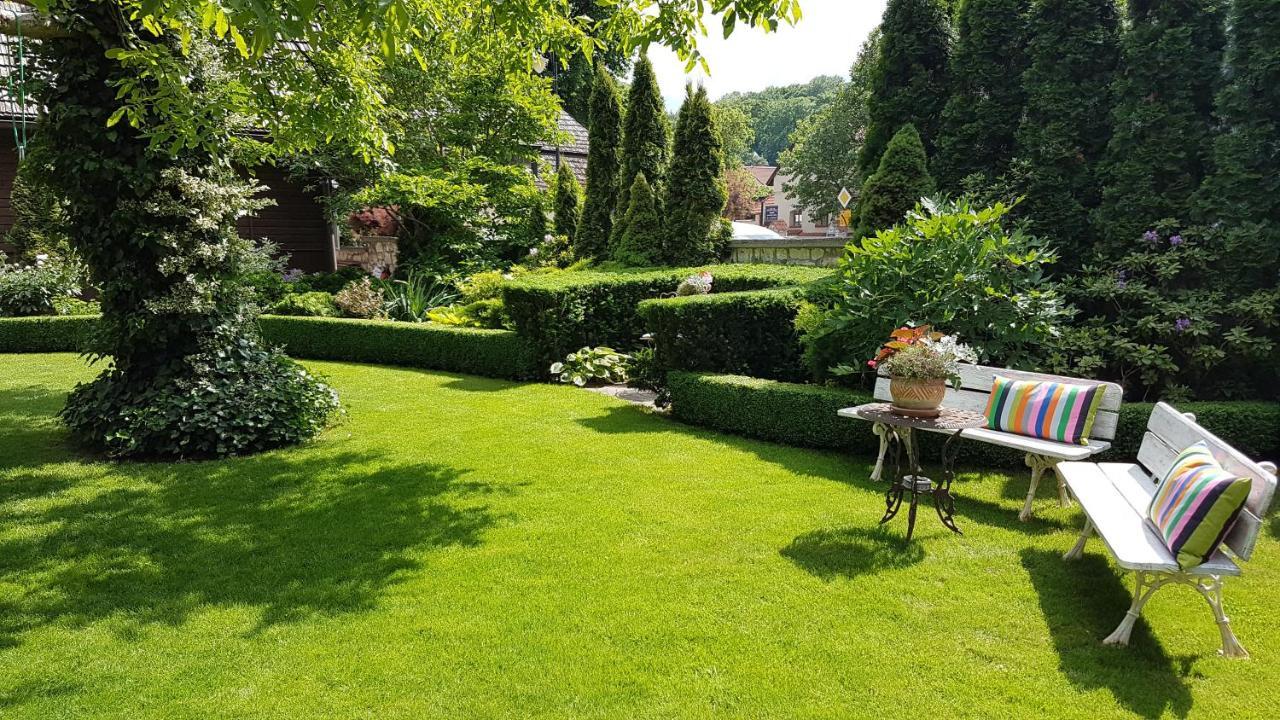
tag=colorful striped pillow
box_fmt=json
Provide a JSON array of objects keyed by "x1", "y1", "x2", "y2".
[
  {"x1": 983, "y1": 376, "x2": 1107, "y2": 445},
  {"x1": 1147, "y1": 442, "x2": 1251, "y2": 569}
]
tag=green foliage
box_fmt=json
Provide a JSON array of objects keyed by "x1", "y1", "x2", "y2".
[
  {"x1": 426, "y1": 299, "x2": 508, "y2": 329},
  {"x1": 854, "y1": 124, "x2": 935, "y2": 239},
  {"x1": 258, "y1": 316, "x2": 539, "y2": 379},
  {"x1": 333, "y1": 277, "x2": 386, "y2": 319},
  {"x1": 805, "y1": 198, "x2": 1066, "y2": 384},
  {"x1": 663, "y1": 85, "x2": 728, "y2": 266},
  {"x1": 502, "y1": 263, "x2": 831, "y2": 365},
  {"x1": 380, "y1": 272, "x2": 459, "y2": 323},
  {"x1": 287, "y1": 266, "x2": 373, "y2": 294},
  {"x1": 859, "y1": 0, "x2": 951, "y2": 175},
  {"x1": 4, "y1": 134, "x2": 72, "y2": 259},
  {"x1": 52, "y1": 296, "x2": 102, "y2": 316},
  {"x1": 626, "y1": 345, "x2": 670, "y2": 406},
  {"x1": 638, "y1": 288, "x2": 806, "y2": 381},
  {"x1": 576, "y1": 62, "x2": 624, "y2": 260},
  {"x1": 271, "y1": 292, "x2": 340, "y2": 318},
  {"x1": 553, "y1": 162, "x2": 583, "y2": 241},
  {"x1": 1094, "y1": 0, "x2": 1225, "y2": 255},
  {"x1": 612, "y1": 173, "x2": 664, "y2": 267},
  {"x1": 716, "y1": 75, "x2": 846, "y2": 165},
  {"x1": 611, "y1": 55, "x2": 671, "y2": 251},
  {"x1": 1014, "y1": 0, "x2": 1121, "y2": 263},
  {"x1": 0, "y1": 253, "x2": 83, "y2": 317},
  {"x1": 709, "y1": 102, "x2": 755, "y2": 167},
  {"x1": 934, "y1": 0, "x2": 1031, "y2": 189},
  {"x1": 0, "y1": 315, "x2": 96, "y2": 353},
  {"x1": 550, "y1": 346, "x2": 632, "y2": 386}
]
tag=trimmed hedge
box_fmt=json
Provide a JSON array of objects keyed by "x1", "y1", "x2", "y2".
[
  {"x1": 667, "y1": 372, "x2": 1280, "y2": 468},
  {"x1": 258, "y1": 316, "x2": 539, "y2": 379},
  {"x1": 638, "y1": 288, "x2": 807, "y2": 381},
  {"x1": 0, "y1": 315, "x2": 96, "y2": 353},
  {"x1": 504, "y1": 264, "x2": 830, "y2": 365}
]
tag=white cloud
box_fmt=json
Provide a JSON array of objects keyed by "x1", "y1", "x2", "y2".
[{"x1": 648, "y1": 0, "x2": 886, "y2": 109}]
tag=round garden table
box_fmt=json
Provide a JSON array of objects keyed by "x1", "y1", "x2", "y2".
[{"x1": 843, "y1": 403, "x2": 987, "y2": 541}]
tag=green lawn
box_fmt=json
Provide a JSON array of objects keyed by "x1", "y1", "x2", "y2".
[{"x1": 2, "y1": 354, "x2": 1278, "y2": 719}]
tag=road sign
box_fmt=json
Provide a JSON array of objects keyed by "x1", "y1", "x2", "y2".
[{"x1": 837, "y1": 187, "x2": 853, "y2": 209}]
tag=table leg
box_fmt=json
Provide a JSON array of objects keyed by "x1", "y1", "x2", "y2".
[
  {"x1": 881, "y1": 427, "x2": 905, "y2": 523},
  {"x1": 933, "y1": 429, "x2": 965, "y2": 536}
]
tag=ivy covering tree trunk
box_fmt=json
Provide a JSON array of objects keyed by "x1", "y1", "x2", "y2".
[
  {"x1": 575, "y1": 62, "x2": 623, "y2": 259},
  {"x1": 934, "y1": 0, "x2": 1031, "y2": 190},
  {"x1": 663, "y1": 85, "x2": 727, "y2": 266},
  {"x1": 553, "y1": 160, "x2": 582, "y2": 241},
  {"x1": 36, "y1": 4, "x2": 338, "y2": 459},
  {"x1": 859, "y1": 0, "x2": 951, "y2": 177},
  {"x1": 854, "y1": 124, "x2": 935, "y2": 239},
  {"x1": 610, "y1": 54, "x2": 670, "y2": 253},
  {"x1": 1014, "y1": 0, "x2": 1120, "y2": 264},
  {"x1": 1094, "y1": 0, "x2": 1225, "y2": 255},
  {"x1": 613, "y1": 173, "x2": 663, "y2": 266}
]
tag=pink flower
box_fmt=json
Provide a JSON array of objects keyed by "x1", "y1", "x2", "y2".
[{"x1": 867, "y1": 360, "x2": 878, "y2": 369}]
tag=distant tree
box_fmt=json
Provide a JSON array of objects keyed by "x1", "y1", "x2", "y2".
[
  {"x1": 711, "y1": 103, "x2": 755, "y2": 168},
  {"x1": 1014, "y1": 0, "x2": 1120, "y2": 264},
  {"x1": 723, "y1": 167, "x2": 771, "y2": 219},
  {"x1": 779, "y1": 29, "x2": 880, "y2": 220},
  {"x1": 576, "y1": 62, "x2": 624, "y2": 259},
  {"x1": 664, "y1": 85, "x2": 728, "y2": 265},
  {"x1": 854, "y1": 124, "x2": 935, "y2": 239},
  {"x1": 1196, "y1": 0, "x2": 1280, "y2": 288},
  {"x1": 1093, "y1": 0, "x2": 1225, "y2": 255},
  {"x1": 934, "y1": 0, "x2": 1031, "y2": 190},
  {"x1": 859, "y1": 0, "x2": 951, "y2": 176},
  {"x1": 553, "y1": 160, "x2": 583, "y2": 240},
  {"x1": 716, "y1": 75, "x2": 845, "y2": 164},
  {"x1": 611, "y1": 54, "x2": 671, "y2": 250},
  {"x1": 549, "y1": 2, "x2": 630, "y2": 124},
  {"x1": 613, "y1": 173, "x2": 663, "y2": 266}
]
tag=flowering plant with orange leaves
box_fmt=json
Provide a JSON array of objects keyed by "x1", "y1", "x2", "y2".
[{"x1": 868, "y1": 325, "x2": 977, "y2": 388}]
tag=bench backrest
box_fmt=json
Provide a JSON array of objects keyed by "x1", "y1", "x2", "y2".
[
  {"x1": 872, "y1": 364, "x2": 1124, "y2": 442},
  {"x1": 1137, "y1": 402, "x2": 1278, "y2": 562}
]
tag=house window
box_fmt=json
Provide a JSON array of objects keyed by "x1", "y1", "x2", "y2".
[
  {"x1": 813, "y1": 213, "x2": 829, "y2": 228},
  {"x1": 790, "y1": 210, "x2": 803, "y2": 228}
]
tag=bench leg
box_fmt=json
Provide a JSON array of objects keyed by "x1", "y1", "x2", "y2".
[
  {"x1": 1105, "y1": 571, "x2": 1170, "y2": 646},
  {"x1": 1063, "y1": 518, "x2": 1094, "y2": 560},
  {"x1": 870, "y1": 422, "x2": 893, "y2": 482},
  {"x1": 1020, "y1": 454, "x2": 1061, "y2": 521},
  {"x1": 1103, "y1": 572, "x2": 1249, "y2": 657},
  {"x1": 1190, "y1": 575, "x2": 1248, "y2": 659}
]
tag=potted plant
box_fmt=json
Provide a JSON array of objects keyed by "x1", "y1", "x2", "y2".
[{"x1": 869, "y1": 326, "x2": 977, "y2": 417}]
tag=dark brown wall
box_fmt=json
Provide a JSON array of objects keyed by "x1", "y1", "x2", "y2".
[{"x1": 0, "y1": 136, "x2": 17, "y2": 257}]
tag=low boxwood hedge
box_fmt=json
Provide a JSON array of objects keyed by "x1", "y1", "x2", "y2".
[
  {"x1": 0, "y1": 315, "x2": 97, "y2": 353},
  {"x1": 638, "y1": 288, "x2": 807, "y2": 381},
  {"x1": 257, "y1": 316, "x2": 539, "y2": 379},
  {"x1": 667, "y1": 371, "x2": 1280, "y2": 468},
  {"x1": 504, "y1": 264, "x2": 830, "y2": 365}
]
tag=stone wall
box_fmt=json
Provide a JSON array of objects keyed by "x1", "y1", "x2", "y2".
[
  {"x1": 336, "y1": 235, "x2": 399, "y2": 277},
  {"x1": 727, "y1": 238, "x2": 846, "y2": 267}
]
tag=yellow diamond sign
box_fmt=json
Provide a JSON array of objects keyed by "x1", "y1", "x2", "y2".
[{"x1": 837, "y1": 187, "x2": 853, "y2": 208}]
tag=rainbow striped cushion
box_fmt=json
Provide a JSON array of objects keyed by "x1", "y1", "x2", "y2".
[
  {"x1": 983, "y1": 376, "x2": 1107, "y2": 445},
  {"x1": 1147, "y1": 443, "x2": 1251, "y2": 569}
]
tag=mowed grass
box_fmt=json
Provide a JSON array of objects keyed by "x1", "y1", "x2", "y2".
[{"x1": 2, "y1": 354, "x2": 1279, "y2": 719}]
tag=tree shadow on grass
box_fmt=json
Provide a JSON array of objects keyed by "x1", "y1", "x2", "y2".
[
  {"x1": 0, "y1": 448, "x2": 505, "y2": 648},
  {"x1": 440, "y1": 375, "x2": 523, "y2": 393},
  {"x1": 1020, "y1": 548, "x2": 1196, "y2": 720},
  {"x1": 781, "y1": 525, "x2": 924, "y2": 580},
  {"x1": 0, "y1": 385, "x2": 78, "y2": 472}
]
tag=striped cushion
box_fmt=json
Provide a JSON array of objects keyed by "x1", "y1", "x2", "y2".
[
  {"x1": 1147, "y1": 443, "x2": 1251, "y2": 569},
  {"x1": 983, "y1": 376, "x2": 1106, "y2": 445}
]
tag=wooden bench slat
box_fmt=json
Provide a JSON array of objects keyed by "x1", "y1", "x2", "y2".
[
  {"x1": 959, "y1": 428, "x2": 1109, "y2": 460},
  {"x1": 950, "y1": 364, "x2": 1124, "y2": 413},
  {"x1": 872, "y1": 383, "x2": 1120, "y2": 439},
  {"x1": 1097, "y1": 462, "x2": 1156, "y2": 515}
]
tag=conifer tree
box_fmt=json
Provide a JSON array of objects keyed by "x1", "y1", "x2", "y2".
[
  {"x1": 1094, "y1": 0, "x2": 1225, "y2": 254},
  {"x1": 854, "y1": 124, "x2": 935, "y2": 238},
  {"x1": 859, "y1": 0, "x2": 952, "y2": 176},
  {"x1": 1196, "y1": 0, "x2": 1280, "y2": 288},
  {"x1": 663, "y1": 85, "x2": 728, "y2": 266},
  {"x1": 611, "y1": 54, "x2": 671, "y2": 250},
  {"x1": 1014, "y1": 0, "x2": 1120, "y2": 263},
  {"x1": 575, "y1": 62, "x2": 623, "y2": 259},
  {"x1": 553, "y1": 160, "x2": 582, "y2": 241},
  {"x1": 613, "y1": 173, "x2": 663, "y2": 266},
  {"x1": 934, "y1": 0, "x2": 1031, "y2": 190}
]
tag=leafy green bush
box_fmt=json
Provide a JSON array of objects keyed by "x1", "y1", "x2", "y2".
[
  {"x1": 258, "y1": 316, "x2": 539, "y2": 379},
  {"x1": 0, "y1": 253, "x2": 83, "y2": 317},
  {"x1": 550, "y1": 346, "x2": 631, "y2": 386},
  {"x1": 0, "y1": 315, "x2": 97, "y2": 352},
  {"x1": 52, "y1": 297, "x2": 101, "y2": 316},
  {"x1": 271, "y1": 291, "x2": 339, "y2": 317},
  {"x1": 426, "y1": 298, "x2": 507, "y2": 329},
  {"x1": 638, "y1": 288, "x2": 807, "y2": 381},
  {"x1": 854, "y1": 123, "x2": 935, "y2": 239},
  {"x1": 333, "y1": 276, "x2": 385, "y2": 319},
  {"x1": 380, "y1": 271, "x2": 458, "y2": 322},
  {"x1": 800, "y1": 197, "x2": 1065, "y2": 384},
  {"x1": 504, "y1": 264, "x2": 831, "y2": 365}
]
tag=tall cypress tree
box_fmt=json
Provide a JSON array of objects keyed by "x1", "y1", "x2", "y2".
[
  {"x1": 663, "y1": 85, "x2": 727, "y2": 266},
  {"x1": 1196, "y1": 0, "x2": 1280, "y2": 287},
  {"x1": 854, "y1": 124, "x2": 935, "y2": 239},
  {"x1": 1014, "y1": 0, "x2": 1120, "y2": 263},
  {"x1": 553, "y1": 160, "x2": 582, "y2": 241},
  {"x1": 859, "y1": 0, "x2": 952, "y2": 176},
  {"x1": 613, "y1": 173, "x2": 663, "y2": 266},
  {"x1": 575, "y1": 62, "x2": 623, "y2": 259},
  {"x1": 611, "y1": 54, "x2": 671, "y2": 251},
  {"x1": 934, "y1": 0, "x2": 1031, "y2": 190},
  {"x1": 1094, "y1": 0, "x2": 1225, "y2": 255}
]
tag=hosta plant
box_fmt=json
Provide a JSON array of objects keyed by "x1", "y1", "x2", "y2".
[{"x1": 550, "y1": 346, "x2": 632, "y2": 387}]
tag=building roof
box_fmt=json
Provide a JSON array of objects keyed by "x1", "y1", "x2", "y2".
[
  {"x1": 745, "y1": 165, "x2": 778, "y2": 187},
  {"x1": 536, "y1": 111, "x2": 590, "y2": 187},
  {"x1": 0, "y1": 3, "x2": 38, "y2": 124}
]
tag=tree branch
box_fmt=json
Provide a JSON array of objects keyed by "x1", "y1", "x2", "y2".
[{"x1": 0, "y1": 11, "x2": 73, "y2": 40}]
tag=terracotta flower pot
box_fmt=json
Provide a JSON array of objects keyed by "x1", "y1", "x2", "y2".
[{"x1": 889, "y1": 377, "x2": 946, "y2": 418}]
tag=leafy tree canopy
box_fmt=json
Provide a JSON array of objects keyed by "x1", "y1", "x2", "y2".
[{"x1": 715, "y1": 74, "x2": 844, "y2": 164}]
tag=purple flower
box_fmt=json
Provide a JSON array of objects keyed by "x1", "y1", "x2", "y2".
[
  {"x1": 1142, "y1": 230, "x2": 1160, "y2": 244},
  {"x1": 1115, "y1": 270, "x2": 1128, "y2": 289},
  {"x1": 1175, "y1": 317, "x2": 1192, "y2": 333},
  {"x1": 1169, "y1": 234, "x2": 1184, "y2": 246}
]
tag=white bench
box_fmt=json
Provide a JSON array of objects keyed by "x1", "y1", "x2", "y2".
[
  {"x1": 868, "y1": 365, "x2": 1123, "y2": 520},
  {"x1": 1059, "y1": 402, "x2": 1277, "y2": 657}
]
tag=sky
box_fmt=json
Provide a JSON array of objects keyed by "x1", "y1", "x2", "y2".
[{"x1": 649, "y1": 0, "x2": 886, "y2": 110}]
